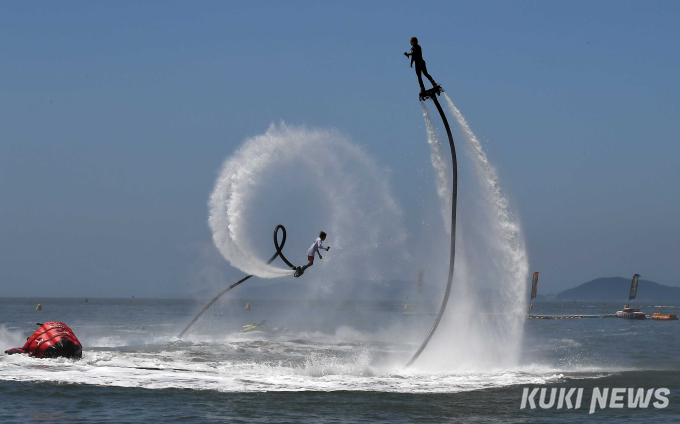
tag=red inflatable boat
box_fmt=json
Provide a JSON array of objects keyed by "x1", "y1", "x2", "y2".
[{"x1": 4, "y1": 322, "x2": 82, "y2": 359}]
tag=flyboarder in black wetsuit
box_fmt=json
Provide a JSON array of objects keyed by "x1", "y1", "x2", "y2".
[{"x1": 404, "y1": 37, "x2": 438, "y2": 93}]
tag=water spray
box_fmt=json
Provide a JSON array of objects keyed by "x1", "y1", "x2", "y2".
[{"x1": 416, "y1": 93, "x2": 528, "y2": 370}]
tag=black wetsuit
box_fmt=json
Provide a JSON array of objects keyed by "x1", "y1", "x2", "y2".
[{"x1": 410, "y1": 44, "x2": 436, "y2": 91}]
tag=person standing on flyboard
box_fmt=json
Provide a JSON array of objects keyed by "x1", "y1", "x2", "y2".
[{"x1": 404, "y1": 37, "x2": 439, "y2": 93}]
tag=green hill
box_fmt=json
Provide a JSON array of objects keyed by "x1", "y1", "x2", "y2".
[{"x1": 556, "y1": 277, "x2": 680, "y2": 301}]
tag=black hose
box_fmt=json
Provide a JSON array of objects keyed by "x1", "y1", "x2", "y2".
[
  {"x1": 405, "y1": 92, "x2": 458, "y2": 367},
  {"x1": 177, "y1": 225, "x2": 296, "y2": 339}
]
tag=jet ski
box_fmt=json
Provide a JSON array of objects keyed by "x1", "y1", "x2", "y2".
[{"x1": 239, "y1": 320, "x2": 287, "y2": 334}]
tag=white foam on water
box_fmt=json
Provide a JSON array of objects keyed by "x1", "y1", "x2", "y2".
[
  {"x1": 0, "y1": 337, "x2": 571, "y2": 393},
  {"x1": 0, "y1": 319, "x2": 620, "y2": 393}
]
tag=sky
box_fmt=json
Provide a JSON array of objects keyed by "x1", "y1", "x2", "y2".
[{"x1": 1, "y1": 1, "x2": 678, "y2": 297}]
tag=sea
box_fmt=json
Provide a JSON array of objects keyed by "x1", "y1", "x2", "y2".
[{"x1": 1, "y1": 297, "x2": 679, "y2": 423}]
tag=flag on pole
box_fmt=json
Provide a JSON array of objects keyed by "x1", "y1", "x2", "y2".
[
  {"x1": 530, "y1": 272, "x2": 539, "y2": 300},
  {"x1": 629, "y1": 274, "x2": 640, "y2": 300}
]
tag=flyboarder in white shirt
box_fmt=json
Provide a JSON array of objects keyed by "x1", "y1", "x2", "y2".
[{"x1": 294, "y1": 231, "x2": 330, "y2": 277}]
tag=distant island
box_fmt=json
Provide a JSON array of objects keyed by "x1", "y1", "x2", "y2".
[{"x1": 555, "y1": 277, "x2": 680, "y2": 301}]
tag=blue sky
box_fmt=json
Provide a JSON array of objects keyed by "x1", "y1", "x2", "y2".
[{"x1": 1, "y1": 1, "x2": 678, "y2": 297}]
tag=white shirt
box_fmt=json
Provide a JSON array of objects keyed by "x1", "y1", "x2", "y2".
[{"x1": 307, "y1": 237, "x2": 325, "y2": 257}]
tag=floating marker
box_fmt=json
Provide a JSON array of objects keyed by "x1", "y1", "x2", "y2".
[
  {"x1": 36, "y1": 304, "x2": 42, "y2": 311},
  {"x1": 527, "y1": 314, "x2": 617, "y2": 319},
  {"x1": 246, "y1": 303, "x2": 250, "y2": 310}
]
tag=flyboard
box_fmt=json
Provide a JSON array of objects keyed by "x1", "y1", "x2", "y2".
[
  {"x1": 405, "y1": 84, "x2": 458, "y2": 367},
  {"x1": 177, "y1": 224, "x2": 301, "y2": 339}
]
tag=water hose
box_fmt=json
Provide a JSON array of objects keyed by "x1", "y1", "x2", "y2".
[
  {"x1": 405, "y1": 88, "x2": 457, "y2": 367},
  {"x1": 177, "y1": 224, "x2": 296, "y2": 338}
]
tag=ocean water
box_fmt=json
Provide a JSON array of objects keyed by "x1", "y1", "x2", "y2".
[{"x1": 1, "y1": 297, "x2": 679, "y2": 422}]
